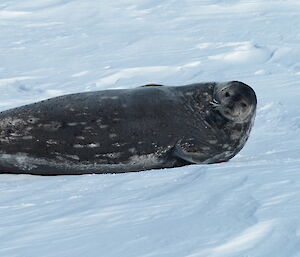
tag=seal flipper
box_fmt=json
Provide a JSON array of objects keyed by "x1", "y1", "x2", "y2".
[
  {"x1": 140, "y1": 84, "x2": 163, "y2": 87},
  {"x1": 172, "y1": 143, "x2": 207, "y2": 164}
]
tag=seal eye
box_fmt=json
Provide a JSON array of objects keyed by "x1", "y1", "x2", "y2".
[
  {"x1": 241, "y1": 103, "x2": 247, "y2": 108},
  {"x1": 225, "y1": 92, "x2": 230, "y2": 97}
]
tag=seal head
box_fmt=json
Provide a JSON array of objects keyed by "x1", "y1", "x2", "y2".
[
  {"x1": 172, "y1": 81, "x2": 257, "y2": 165},
  {"x1": 212, "y1": 81, "x2": 257, "y2": 123}
]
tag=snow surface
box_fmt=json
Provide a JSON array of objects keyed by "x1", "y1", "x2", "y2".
[{"x1": 1, "y1": 0, "x2": 300, "y2": 256}]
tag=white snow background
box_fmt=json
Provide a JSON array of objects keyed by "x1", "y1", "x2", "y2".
[{"x1": 1, "y1": 0, "x2": 300, "y2": 256}]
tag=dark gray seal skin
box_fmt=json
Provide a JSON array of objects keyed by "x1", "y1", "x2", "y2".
[{"x1": 0, "y1": 81, "x2": 257, "y2": 175}]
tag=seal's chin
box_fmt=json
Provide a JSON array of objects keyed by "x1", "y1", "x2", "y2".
[{"x1": 213, "y1": 81, "x2": 257, "y2": 123}]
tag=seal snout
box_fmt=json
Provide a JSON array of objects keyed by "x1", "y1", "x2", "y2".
[{"x1": 214, "y1": 81, "x2": 257, "y2": 122}]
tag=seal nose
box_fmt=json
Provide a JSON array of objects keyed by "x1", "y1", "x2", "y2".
[{"x1": 226, "y1": 102, "x2": 241, "y2": 118}]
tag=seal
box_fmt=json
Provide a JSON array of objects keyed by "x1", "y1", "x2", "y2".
[{"x1": 0, "y1": 81, "x2": 257, "y2": 175}]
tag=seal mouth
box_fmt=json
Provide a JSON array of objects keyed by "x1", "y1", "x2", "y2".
[{"x1": 224, "y1": 108, "x2": 243, "y2": 119}]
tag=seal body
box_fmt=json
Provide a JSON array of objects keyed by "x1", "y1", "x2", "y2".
[{"x1": 0, "y1": 81, "x2": 257, "y2": 175}]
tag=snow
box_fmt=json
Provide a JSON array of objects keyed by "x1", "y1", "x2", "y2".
[{"x1": 1, "y1": 0, "x2": 300, "y2": 256}]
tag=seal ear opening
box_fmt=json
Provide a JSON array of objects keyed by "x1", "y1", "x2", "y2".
[{"x1": 140, "y1": 84, "x2": 163, "y2": 87}]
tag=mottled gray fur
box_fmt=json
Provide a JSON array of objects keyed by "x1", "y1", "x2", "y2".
[{"x1": 0, "y1": 81, "x2": 257, "y2": 175}]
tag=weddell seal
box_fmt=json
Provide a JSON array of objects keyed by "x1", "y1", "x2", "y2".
[{"x1": 0, "y1": 81, "x2": 257, "y2": 175}]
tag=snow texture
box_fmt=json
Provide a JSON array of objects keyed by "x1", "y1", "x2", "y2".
[{"x1": 1, "y1": 0, "x2": 300, "y2": 256}]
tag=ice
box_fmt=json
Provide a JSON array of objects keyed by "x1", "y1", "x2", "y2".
[{"x1": 0, "y1": 10, "x2": 31, "y2": 19}]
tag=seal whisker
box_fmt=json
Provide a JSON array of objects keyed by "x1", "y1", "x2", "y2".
[{"x1": 209, "y1": 99, "x2": 221, "y2": 108}]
